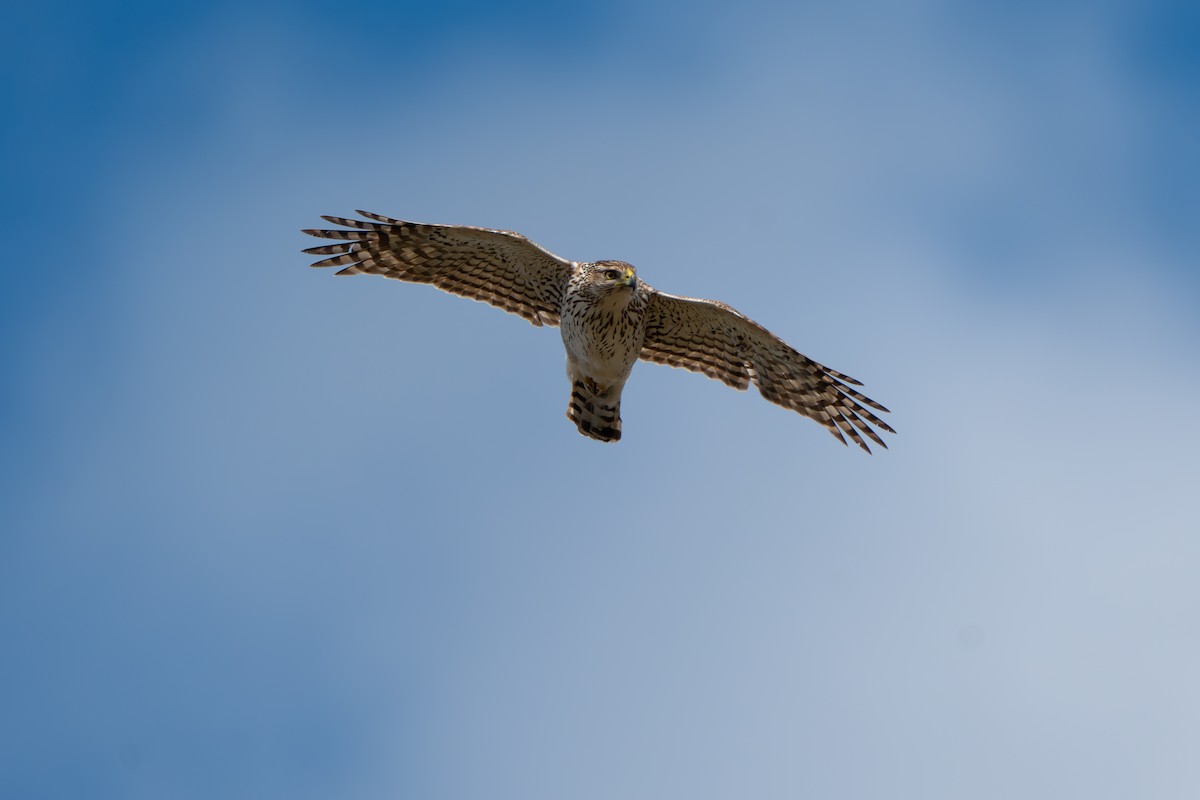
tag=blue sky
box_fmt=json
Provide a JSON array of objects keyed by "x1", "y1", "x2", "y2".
[{"x1": 3, "y1": 2, "x2": 1199, "y2": 798}]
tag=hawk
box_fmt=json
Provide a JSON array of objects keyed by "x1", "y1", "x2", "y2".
[{"x1": 302, "y1": 211, "x2": 894, "y2": 451}]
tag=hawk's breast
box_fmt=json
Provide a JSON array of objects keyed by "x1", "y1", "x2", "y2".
[{"x1": 560, "y1": 290, "x2": 648, "y2": 386}]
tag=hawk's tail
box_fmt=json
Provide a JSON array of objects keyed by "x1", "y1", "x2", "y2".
[{"x1": 567, "y1": 380, "x2": 622, "y2": 442}]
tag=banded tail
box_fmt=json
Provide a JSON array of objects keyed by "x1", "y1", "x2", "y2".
[{"x1": 567, "y1": 380, "x2": 622, "y2": 442}]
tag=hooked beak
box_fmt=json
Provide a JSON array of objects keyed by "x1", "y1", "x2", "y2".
[{"x1": 623, "y1": 268, "x2": 637, "y2": 289}]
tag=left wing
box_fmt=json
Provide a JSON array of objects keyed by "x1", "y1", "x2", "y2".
[
  {"x1": 639, "y1": 290, "x2": 894, "y2": 452},
  {"x1": 302, "y1": 211, "x2": 575, "y2": 327}
]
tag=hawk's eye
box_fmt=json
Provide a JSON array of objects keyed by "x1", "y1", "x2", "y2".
[{"x1": 602, "y1": 269, "x2": 621, "y2": 280}]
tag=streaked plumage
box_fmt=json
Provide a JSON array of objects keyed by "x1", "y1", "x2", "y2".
[{"x1": 302, "y1": 211, "x2": 894, "y2": 451}]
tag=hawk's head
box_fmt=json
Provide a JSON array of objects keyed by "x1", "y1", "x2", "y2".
[{"x1": 582, "y1": 260, "x2": 638, "y2": 293}]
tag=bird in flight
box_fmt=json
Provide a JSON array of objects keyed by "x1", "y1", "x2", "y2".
[{"x1": 302, "y1": 211, "x2": 893, "y2": 451}]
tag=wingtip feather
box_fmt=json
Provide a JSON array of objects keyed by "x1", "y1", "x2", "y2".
[{"x1": 355, "y1": 209, "x2": 403, "y2": 224}]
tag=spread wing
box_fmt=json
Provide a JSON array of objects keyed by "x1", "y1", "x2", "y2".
[
  {"x1": 302, "y1": 211, "x2": 575, "y2": 327},
  {"x1": 640, "y1": 290, "x2": 894, "y2": 452}
]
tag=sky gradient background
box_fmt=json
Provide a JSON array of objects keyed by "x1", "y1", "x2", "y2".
[{"x1": 3, "y1": 1, "x2": 1199, "y2": 798}]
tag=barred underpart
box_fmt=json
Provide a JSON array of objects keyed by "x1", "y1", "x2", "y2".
[{"x1": 566, "y1": 380, "x2": 623, "y2": 442}]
